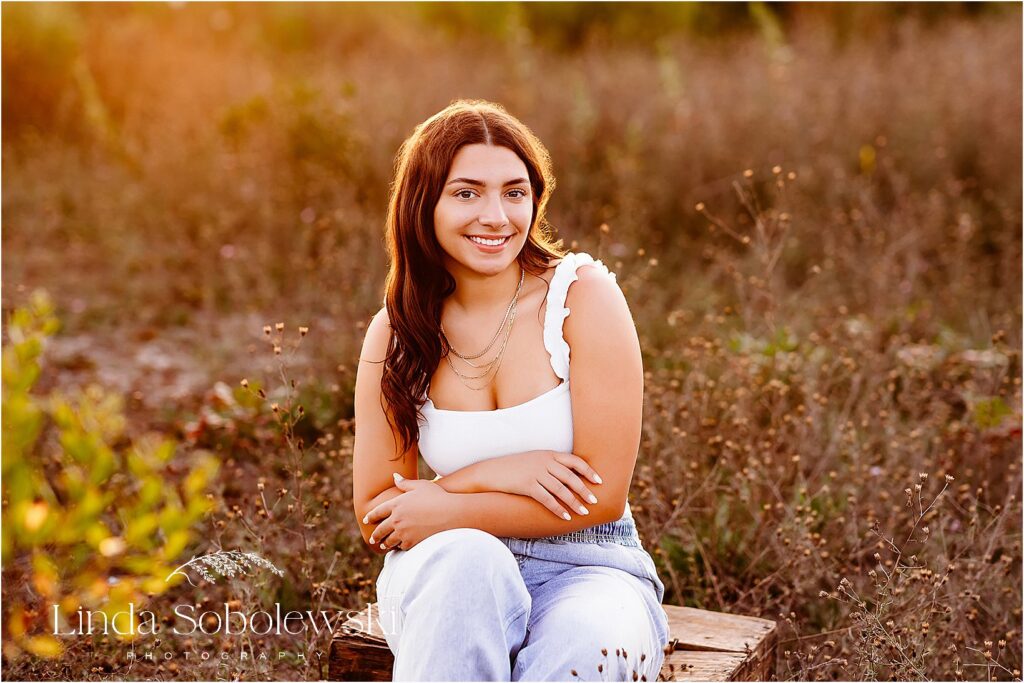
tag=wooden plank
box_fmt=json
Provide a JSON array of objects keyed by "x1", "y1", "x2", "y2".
[
  {"x1": 663, "y1": 604, "x2": 778, "y2": 680},
  {"x1": 663, "y1": 605, "x2": 776, "y2": 653},
  {"x1": 329, "y1": 603, "x2": 777, "y2": 682},
  {"x1": 661, "y1": 650, "x2": 750, "y2": 681}
]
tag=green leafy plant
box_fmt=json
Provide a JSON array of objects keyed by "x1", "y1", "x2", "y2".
[{"x1": 1, "y1": 290, "x2": 219, "y2": 658}]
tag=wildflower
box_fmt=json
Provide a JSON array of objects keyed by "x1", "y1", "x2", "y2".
[
  {"x1": 787, "y1": 171, "x2": 796, "y2": 180},
  {"x1": 600, "y1": 223, "x2": 610, "y2": 233},
  {"x1": 263, "y1": 325, "x2": 272, "y2": 336},
  {"x1": 743, "y1": 169, "x2": 753, "y2": 178},
  {"x1": 695, "y1": 202, "x2": 705, "y2": 212},
  {"x1": 275, "y1": 322, "x2": 284, "y2": 331},
  {"x1": 819, "y1": 590, "x2": 829, "y2": 597},
  {"x1": 772, "y1": 165, "x2": 782, "y2": 174},
  {"x1": 299, "y1": 326, "x2": 309, "y2": 336},
  {"x1": 945, "y1": 474, "x2": 955, "y2": 482},
  {"x1": 648, "y1": 258, "x2": 658, "y2": 267},
  {"x1": 240, "y1": 378, "x2": 249, "y2": 388},
  {"x1": 271, "y1": 403, "x2": 279, "y2": 413},
  {"x1": 919, "y1": 472, "x2": 928, "y2": 482}
]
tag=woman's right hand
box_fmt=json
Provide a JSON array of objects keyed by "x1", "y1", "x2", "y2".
[{"x1": 498, "y1": 450, "x2": 603, "y2": 520}]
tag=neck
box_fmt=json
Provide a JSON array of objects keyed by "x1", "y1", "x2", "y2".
[{"x1": 446, "y1": 261, "x2": 523, "y2": 314}]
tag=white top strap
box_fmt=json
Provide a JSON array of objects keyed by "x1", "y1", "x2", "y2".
[{"x1": 542, "y1": 252, "x2": 618, "y2": 382}]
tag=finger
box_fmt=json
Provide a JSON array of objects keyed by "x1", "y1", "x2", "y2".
[
  {"x1": 549, "y1": 462, "x2": 599, "y2": 505},
  {"x1": 556, "y1": 453, "x2": 603, "y2": 485},
  {"x1": 531, "y1": 483, "x2": 573, "y2": 521},
  {"x1": 541, "y1": 473, "x2": 590, "y2": 516},
  {"x1": 364, "y1": 501, "x2": 395, "y2": 525},
  {"x1": 380, "y1": 532, "x2": 402, "y2": 551},
  {"x1": 369, "y1": 520, "x2": 395, "y2": 548}
]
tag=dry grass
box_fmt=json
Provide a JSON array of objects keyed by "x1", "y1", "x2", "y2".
[{"x1": 2, "y1": 4, "x2": 1020, "y2": 680}]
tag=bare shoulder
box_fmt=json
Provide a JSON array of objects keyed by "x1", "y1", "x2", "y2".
[
  {"x1": 564, "y1": 263, "x2": 635, "y2": 340},
  {"x1": 567, "y1": 264, "x2": 628, "y2": 311},
  {"x1": 359, "y1": 306, "x2": 392, "y2": 364}
]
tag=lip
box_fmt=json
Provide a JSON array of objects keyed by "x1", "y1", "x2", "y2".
[{"x1": 464, "y1": 234, "x2": 513, "y2": 253}]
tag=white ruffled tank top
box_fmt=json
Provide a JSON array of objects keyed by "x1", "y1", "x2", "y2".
[{"x1": 418, "y1": 251, "x2": 634, "y2": 522}]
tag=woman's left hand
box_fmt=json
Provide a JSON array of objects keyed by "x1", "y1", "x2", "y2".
[{"x1": 364, "y1": 475, "x2": 460, "y2": 551}]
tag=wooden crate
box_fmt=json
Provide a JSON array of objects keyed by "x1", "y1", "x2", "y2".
[{"x1": 328, "y1": 602, "x2": 777, "y2": 681}]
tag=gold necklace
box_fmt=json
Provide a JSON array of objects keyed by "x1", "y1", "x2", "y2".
[
  {"x1": 441, "y1": 266, "x2": 524, "y2": 361},
  {"x1": 441, "y1": 267, "x2": 525, "y2": 391},
  {"x1": 444, "y1": 301, "x2": 518, "y2": 389}
]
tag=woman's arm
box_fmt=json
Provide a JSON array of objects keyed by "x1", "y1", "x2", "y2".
[
  {"x1": 446, "y1": 488, "x2": 622, "y2": 536},
  {"x1": 352, "y1": 307, "x2": 419, "y2": 552}
]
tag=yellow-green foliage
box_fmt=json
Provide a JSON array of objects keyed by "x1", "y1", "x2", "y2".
[{"x1": 1, "y1": 291, "x2": 219, "y2": 658}]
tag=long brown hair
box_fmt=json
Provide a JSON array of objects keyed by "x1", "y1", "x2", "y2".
[{"x1": 381, "y1": 99, "x2": 566, "y2": 460}]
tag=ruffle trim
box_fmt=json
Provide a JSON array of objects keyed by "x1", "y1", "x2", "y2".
[{"x1": 542, "y1": 252, "x2": 617, "y2": 381}]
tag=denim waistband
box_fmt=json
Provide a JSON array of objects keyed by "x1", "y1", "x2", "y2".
[
  {"x1": 498, "y1": 507, "x2": 641, "y2": 548},
  {"x1": 540, "y1": 512, "x2": 641, "y2": 547}
]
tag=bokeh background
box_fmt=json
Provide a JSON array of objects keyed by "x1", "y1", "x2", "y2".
[{"x1": 2, "y1": 2, "x2": 1021, "y2": 680}]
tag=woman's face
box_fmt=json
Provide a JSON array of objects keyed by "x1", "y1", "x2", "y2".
[{"x1": 433, "y1": 143, "x2": 534, "y2": 277}]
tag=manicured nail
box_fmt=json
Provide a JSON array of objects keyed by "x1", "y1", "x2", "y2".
[
  {"x1": 369, "y1": 536, "x2": 375, "y2": 544},
  {"x1": 588, "y1": 495, "x2": 598, "y2": 504},
  {"x1": 562, "y1": 512, "x2": 571, "y2": 520},
  {"x1": 579, "y1": 506, "x2": 589, "y2": 515},
  {"x1": 362, "y1": 516, "x2": 369, "y2": 524},
  {"x1": 593, "y1": 475, "x2": 603, "y2": 484},
  {"x1": 380, "y1": 543, "x2": 386, "y2": 550},
  {"x1": 393, "y1": 473, "x2": 404, "y2": 483}
]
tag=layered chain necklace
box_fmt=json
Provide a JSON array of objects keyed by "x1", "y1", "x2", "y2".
[{"x1": 440, "y1": 266, "x2": 525, "y2": 391}]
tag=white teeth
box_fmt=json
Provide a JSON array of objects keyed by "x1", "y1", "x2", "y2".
[{"x1": 468, "y1": 235, "x2": 508, "y2": 246}]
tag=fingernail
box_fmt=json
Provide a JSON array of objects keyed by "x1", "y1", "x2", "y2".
[
  {"x1": 380, "y1": 543, "x2": 386, "y2": 550},
  {"x1": 588, "y1": 495, "x2": 598, "y2": 504},
  {"x1": 579, "y1": 507, "x2": 589, "y2": 515},
  {"x1": 362, "y1": 516, "x2": 369, "y2": 524},
  {"x1": 562, "y1": 512, "x2": 571, "y2": 520},
  {"x1": 393, "y1": 473, "x2": 404, "y2": 482},
  {"x1": 369, "y1": 536, "x2": 375, "y2": 544},
  {"x1": 594, "y1": 475, "x2": 603, "y2": 484}
]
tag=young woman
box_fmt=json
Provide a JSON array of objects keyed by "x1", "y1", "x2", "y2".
[{"x1": 353, "y1": 99, "x2": 670, "y2": 681}]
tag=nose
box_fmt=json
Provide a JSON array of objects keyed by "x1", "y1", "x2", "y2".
[{"x1": 477, "y1": 195, "x2": 509, "y2": 229}]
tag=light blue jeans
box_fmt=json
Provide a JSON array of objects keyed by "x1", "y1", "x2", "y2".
[{"x1": 375, "y1": 514, "x2": 670, "y2": 681}]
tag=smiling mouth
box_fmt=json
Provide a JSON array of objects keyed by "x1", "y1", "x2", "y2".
[{"x1": 465, "y1": 234, "x2": 513, "y2": 247}]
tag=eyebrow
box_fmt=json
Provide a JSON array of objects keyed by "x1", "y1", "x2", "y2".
[{"x1": 445, "y1": 177, "x2": 530, "y2": 188}]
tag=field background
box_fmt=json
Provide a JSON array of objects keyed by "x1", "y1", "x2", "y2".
[{"x1": 2, "y1": 2, "x2": 1021, "y2": 680}]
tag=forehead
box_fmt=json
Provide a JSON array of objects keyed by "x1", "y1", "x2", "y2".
[{"x1": 447, "y1": 144, "x2": 528, "y2": 180}]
